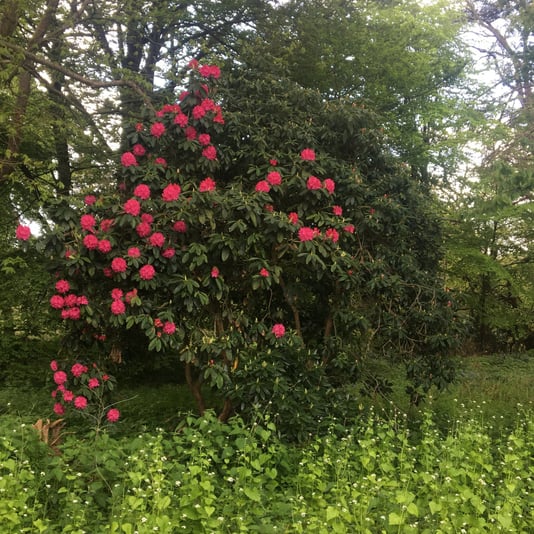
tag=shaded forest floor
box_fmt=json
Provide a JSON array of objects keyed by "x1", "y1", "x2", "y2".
[{"x1": 1, "y1": 351, "x2": 532, "y2": 437}]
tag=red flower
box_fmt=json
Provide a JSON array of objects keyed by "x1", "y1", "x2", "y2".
[
  {"x1": 163, "y1": 321, "x2": 176, "y2": 335},
  {"x1": 192, "y1": 105, "x2": 206, "y2": 120},
  {"x1": 98, "y1": 239, "x2": 112, "y2": 253},
  {"x1": 211, "y1": 266, "x2": 219, "y2": 278},
  {"x1": 185, "y1": 126, "x2": 197, "y2": 140},
  {"x1": 202, "y1": 145, "x2": 217, "y2": 160},
  {"x1": 84, "y1": 195, "x2": 96, "y2": 206},
  {"x1": 260, "y1": 268, "x2": 269, "y2": 277},
  {"x1": 83, "y1": 234, "x2": 99, "y2": 249},
  {"x1": 139, "y1": 264, "x2": 156, "y2": 280},
  {"x1": 132, "y1": 144, "x2": 146, "y2": 156},
  {"x1": 162, "y1": 247, "x2": 175, "y2": 258},
  {"x1": 71, "y1": 363, "x2": 88, "y2": 377},
  {"x1": 74, "y1": 396, "x2": 88, "y2": 410},
  {"x1": 111, "y1": 299, "x2": 126, "y2": 315},
  {"x1": 288, "y1": 212, "x2": 299, "y2": 225},
  {"x1": 88, "y1": 378, "x2": 99, "y2": 389},
  {"x1": 300, "y1": 148, "x2": 316, "y2": 161},
  {"x1": 200, "y1": 98, "x2": 217, "y2": 111},
  {"x1": 53, "y1": 371, "x2": 67, "y2": 385},
  {"x1": 63, "y1": 390, "x2": 74, "y2": 402},
  {"x1": 174, "y1": 113, "x2": 188, "y2": 127},
  {"x1": 50, "y1": 360, "x2": 58, "y2": 371},
  {"x1": 141, "y1": 213, "x2": 154, "y2": 224},
  {"x1": 65, "y1": 307, "x2": 81, "y2": 320},
  {"x1": 111, "y1": 257, "x2": 127, "y2": 273},
  {"x1": 123, "y1": 198, "x2": 141, "y2": 216},
  {"x1": 306, "y1": 176, "x2": 322, "y2": 190},
  {"x1": 127, "y1": 247, "x2": 141, "y2": 258},
  {"x1": 121, "y1": 152, "x2": 138, "y2": 167},
  {"x1": 198, "y1": 64, "x2": 221, "y2": 79},
  {"x1": 255, "y1": 180, "x2": 271, "y2": 193},
  {"x1": 106, "y1": 408, "x2": 120, "y2": 423},
  {"x1": 271, "y1": 323, "x2": 286, "y2": 338},
  {"x1": 135, "y1": 122, "x2": 144, "y2": 132},
  {"x1": 76, "y1": 295, "x2": 89, "y2": 306},
  {"x1": 199, "y1": 177, "x2": 216, "y2": 192},
  {"x1": 325, "y1": 228, "x2": 339, "y2": 243},
  {"x1": 111, "y1": 288, "x2": 123, "y2": 300},
  {"x1": 343, "y1": 224, "x2": 355, "y2": 234},
  {"x1": 150, "y1": 122, "x2": 166, "y2": 138},
  {"x1": 269, "y1": 159, "x2": 278, "y2": 166},
  {"x1": 50, "y1": 295, "x2": 64, "y2": 309},
  {"x1": 64, "y1": 294, "x2": 77, "y2": 307},
  {"x1": 198, "y1": 133, "x2": 211, "y2": 146},
  {"x1": 53, "y1": 403, "x2": 65, "y2": 415},
  {"x1": 266, "y1": 171, "x2": 282, "y2": 186},
  {"x1": 332, "y1": 205, "x2": 343, "y2": 216},
  {"x1": 80, "y1": 214, "x2": 96, "y2": 232},
  {"x1": 15, "y1": 224, "x2": 31, "y2": 241},
  {"x1": 154, "y1": 157, "x2": 167, "y2": 166},
  {"x1": 134, "y1": 184, "x2": 151, "y2": 200},
  {"x1": 323, "y1": 179, "x2": 335, "y2": 194},
  {"x1": 298, "y1": 227, "x2": 315, "y2": 242},
  {"x1": 173, "y1": 220, "x2": 187, "y2": 233},
  {"x1": 162, "y1": 183, "x2": 181, "y2": 202},
  {"x1": 136, "y1": 222, "x2": 152, "y2": 237},
  {"x1": 55, "y1": 279, "x2": 70, "y2": 294},
  {"x1": 149, "y1": 232, "x2": 165, "y2": 247}
]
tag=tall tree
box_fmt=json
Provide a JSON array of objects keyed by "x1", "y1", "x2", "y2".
[
  {"x1": 252, "y1": 0, "x2": 469, "y2": 184},
  {"x1": 442, "y1": 0, "x2": 534, "y2": 352},
  {"x1": 0, "y1": 0, "x2": 272, "y2": 199}
]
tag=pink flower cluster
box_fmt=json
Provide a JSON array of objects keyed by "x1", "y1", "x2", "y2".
[
  {"x1": 110, "y1": 287, "x2": 139, "y2": 315},
  {"x1": 15, "y1": 224, "x2": 31, "y2": 241},
  {"x1": 153, "y1": 317, "x2": 177, "y2": 337},
  {"x1": 198, "y1": 64, "x2": 221, "y2": 79},
  {"x1": 199, "y1": 177, "x2": 216, "y2": 192},
  {"x1": 271, "y1": 324, "x2": 286, "y2": 338},
  {"x1": 50, "y1": 360, "x2": 119, "y2": 423},
  {"x1": 162, "y1": 183, "x2": 181, "y2": 202},
  {"x1": 139, "y1": 264, "x2": 156, "y2": 280},
  {"x1": 306, "y1": 176, "x2": 335, "y2": 193},
  {"x1": 49, "y1": 279, "x2": 89, "y2": 320}
]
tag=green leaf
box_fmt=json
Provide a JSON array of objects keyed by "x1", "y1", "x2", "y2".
[
  {"x1": 388, "y1": 512, "x2": 403, "y2": 526},
  {"x1": 243, "y1": 487, "x2": 261, "y2": 502},
  {"x1": 326, "y1": 506, "x2": 339, "y2": 521}
]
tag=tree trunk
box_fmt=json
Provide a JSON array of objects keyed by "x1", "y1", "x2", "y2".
[{"x1": 185, "y1": 362, "x2": 205, "y2": 415}]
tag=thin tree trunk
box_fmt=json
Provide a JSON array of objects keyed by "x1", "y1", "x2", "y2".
[{"x1": 185, "y1": 362, "x2": 205, "y2": 415}]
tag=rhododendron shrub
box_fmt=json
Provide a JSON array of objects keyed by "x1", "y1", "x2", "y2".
[{"x1": 35, "y1": 62, "x2": 457, "y2": 431}]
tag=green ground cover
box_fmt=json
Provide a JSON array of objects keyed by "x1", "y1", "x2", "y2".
[{"x1": 0, "y1": 353, "x2": 533, "y2": 532}]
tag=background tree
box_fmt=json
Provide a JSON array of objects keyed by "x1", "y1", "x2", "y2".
[
  {"x1": 253, "y1": 0, "x2": 469, "y2": 184},
  {"x1": 443, "y1": 0, "x2": 534, "y2": 352}
]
